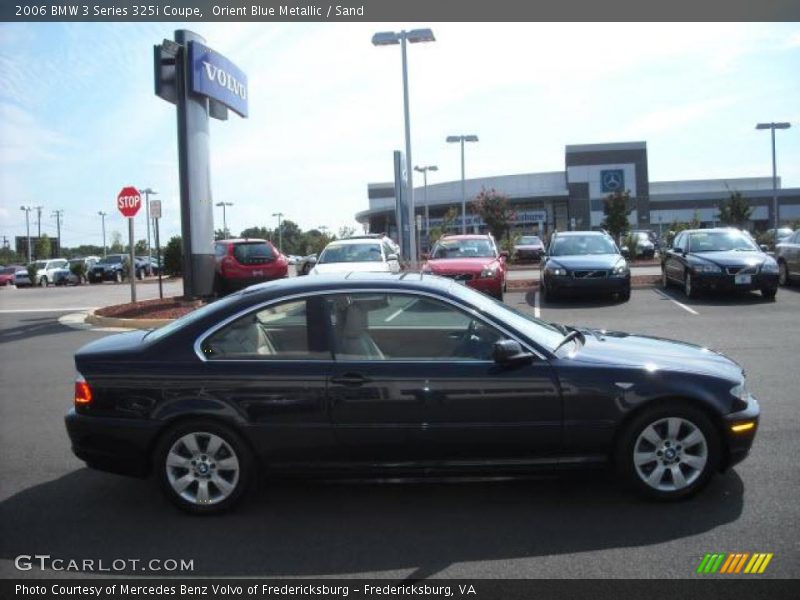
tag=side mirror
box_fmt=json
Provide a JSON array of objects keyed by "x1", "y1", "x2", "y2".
[
  {"x1": 493, "y1": 340, "x2": 534, "y2": 366},
  {"x1": 760, "y1": 244, "x2": 769, "y2": 252},
  {"x1": 387, "y1": 253, "x2": 399, "y2": 262}
]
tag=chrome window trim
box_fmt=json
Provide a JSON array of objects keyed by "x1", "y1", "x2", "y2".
[{"x1": 193, "y1": 287, "x2": 548, "y2": 363}]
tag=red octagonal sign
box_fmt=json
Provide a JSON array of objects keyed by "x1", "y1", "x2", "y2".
[{"x1": 117, "y1": 186, "x2": 142, "y2": 218}]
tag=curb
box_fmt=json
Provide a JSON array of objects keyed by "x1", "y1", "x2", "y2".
[{"x1": 86, "y1": 309, "x2": 173, "y2": 330}]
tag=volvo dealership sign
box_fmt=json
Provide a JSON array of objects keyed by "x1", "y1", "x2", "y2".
[{"x1": 188, "y1": 41, "x2": 248, "y2": 118}]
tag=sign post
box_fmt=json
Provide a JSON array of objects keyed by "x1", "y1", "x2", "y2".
[
  {"x1": 151, "y1": 200, "x2": 163, "y2": 300},
  {"x1": 117, "y1": 186, "x2": 142, "y2": 303}
]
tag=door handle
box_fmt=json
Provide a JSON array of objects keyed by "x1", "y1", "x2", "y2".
[{"x1": 331, "y1": 373, "x2": 372, "y2": 386}]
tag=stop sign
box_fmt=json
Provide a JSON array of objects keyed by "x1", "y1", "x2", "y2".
[{"x1": 117, "y1": 186, "x2": 142, "y2": 218}]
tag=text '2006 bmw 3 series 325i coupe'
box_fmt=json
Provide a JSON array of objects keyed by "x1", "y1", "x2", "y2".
[{"x1": 65, "y1": 273, "x2": 759, "y2": 514}]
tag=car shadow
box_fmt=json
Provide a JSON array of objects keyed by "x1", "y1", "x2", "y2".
[
  {"x1": 526, "y1": 289, "x2": 625, "y2": 309},
  {"x1": 0, "y1": 316, "x2": 75, "y2": 346},
  {"x1": 659, "y1": 287, "x2": 778, "y2": 307},
  {"x1": 0, "y1": 468, "x2": 745, "y2": 578}
]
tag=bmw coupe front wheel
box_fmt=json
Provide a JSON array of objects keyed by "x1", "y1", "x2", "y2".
[
  {"x1": 155, "y1": 420, "x2": 252, "y2": 514},
  {"x1": 617, "y1": 404, "x2": 720, "y2": 500}
]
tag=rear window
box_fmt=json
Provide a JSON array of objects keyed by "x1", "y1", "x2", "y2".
[
  {"x1": 1, "y1": 267, "x2": 16, "y2": 274},
  {"x1": 233, "y1": 242, "x2": 276, "y2": 265}
]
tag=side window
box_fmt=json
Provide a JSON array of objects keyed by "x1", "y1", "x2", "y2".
[
  {"x1": 214, "y1": 243, "x2": 227, "y2": 258},
  {"x1": 326, "y1": 293, "x2": 507, "y2": 362},
  {"x1": 201, "y1": 299, "x2": 329, "y2": 360},
  {"x1": 382, "y1": 242, "x2": 395, "y2": 259},
  {"x1": 673, "y1": 233, "x2": 684, "y2": 251}
]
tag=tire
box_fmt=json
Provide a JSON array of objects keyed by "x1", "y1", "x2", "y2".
[
  {"x1": 616, "y1": 402, "x2": 721, "y2": 501},
  {"x1": 154, "y1": 420, "x2": 253, "y2": 515},
  {"x1": 619, "y1": 287, "x2": 631, "y2": 302},
  {"x1": 39, "y1": 276, "x2": 48, "y2": 287},
  {"x1": 778, "y1": 261, "x2": 789, "y2": 287},
  {"x1": 761, "y1": 287, "x2": 777, "y2": 300},
  {"x1": 114, "y1": 271, "x2": 123, "y2": 284},
  {"x1": 684, "y1": 271, "x2": 697, "y2": 299},
  {"x1": 540, "y1": 280, "x2": 551, "y2": 303}
]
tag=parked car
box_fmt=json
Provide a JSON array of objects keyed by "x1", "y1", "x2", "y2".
[
  {"x1": 0, "y1": 265, "x2": 23, "y2": 286},
  {"x1": 775, "y1": 229, "x2": 800, "y2": 286},
  {"x1": 214, "y1": 238, "x2": 288, "y2": 295},
  {"x1": 540, "y1": 231, "x2": 630, "y2": 302},
  {"x1": 19, "y1": 258, "x2": 70, "y2": 287},
  {"x1": 65, "y1": 272, "x2": 760, "y2": 513},
  {"x1": 661, "y1": 228, "x2": 779, "y2": 300},
  {"x1": 513, "y1": 235, "x2": 546, "y2": 262},
  {"x1": 136, "y1": 256, "x2": 162, "y2": 275},
  {"x1": 53, "y1": 257, "x2": 99, "y2": 286},
  {"x1": 14, "y1": 267, "x2": 32, "y2": 287},
  {"x1": 88, "y1": 254, "x2": 142, "y2": 283},
  {"x1": 421, "y1": 234, "x2": 507, "y2": 300},
  {"x1": 296, "y1": 254, "x2": 317, "y2": 276},
  {"x1": 629, "y1": 230, "x2": 656, "y2": 258},
  {"x1": 761, "y1": 227, "x2": 794, "y2": 250},
  {"x1": 310, "y1": 236, "x2": 401, "y2": 276}
]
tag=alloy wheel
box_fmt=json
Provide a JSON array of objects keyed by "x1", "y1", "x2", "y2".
[
  {"x1": 633, "y1": 417, "x2": 708, "y2": 492},
  {"x1": 165, "y1": 432, "x2": 240, "y2": 506}
]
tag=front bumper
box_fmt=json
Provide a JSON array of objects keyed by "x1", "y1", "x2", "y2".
[
  {"x1": 546, "y1": 274, "x2": 630, "y2": 295},
  {"x1": 65, "y1": 408, "x2": 162, "y2": 477},
  {"x1": 693, "y1": 272, "x2": 778, "y2": 292},
  {"x1": 722, "y1": 395, "x2": 760, "y2": 469}
]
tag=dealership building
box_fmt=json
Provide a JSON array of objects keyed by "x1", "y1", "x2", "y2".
[{"x1": 357, "y1": 141, "x2": 800, "y2": 242}]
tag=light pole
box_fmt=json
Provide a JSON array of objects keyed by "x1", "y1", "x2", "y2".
[
  {"x1": 446, "y1": 134, "x2": 479, "y2": 234},
  {"x1": 272, "y1": 212, "x2": 284, "y2": 253},
  {"x1": 139, "y1": 188, "x2": 158, "y2": 272},
  {"x1": 97, "y1": 211, "x2": 107, "y2": 257},
  {"x1": 372, "y1": 28, "x2": 436, "y2": 264},
  {"x1": 756, "y1": 122, "x2": 791, "y2": 247},
  {"x1": 51, "y1": 209, "x2": 64, "y2": 256},
  {"x1": 215, "y1": 202, "x2": 233, "y2": 238},
  {"x1": 20, "y1": 206, "x2": 32, "y2": 263},
  {"x1": 414, "y1": 165, "x2": 438, "y2": 244}
]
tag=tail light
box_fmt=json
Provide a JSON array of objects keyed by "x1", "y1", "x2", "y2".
[{"x1": 74, "y1": 374, "x2": 93, "y2": 407}]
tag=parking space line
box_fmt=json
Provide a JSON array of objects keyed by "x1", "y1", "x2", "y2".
[
  {"x1": 534, "y1": 291, "x2": 541, "y2": 319},
  {"x1": 0, "y1": 307, "x2": 98, "y2": 314},
  {"x1": 652, "y1": 289, "x2": 699, "y2": 315}
]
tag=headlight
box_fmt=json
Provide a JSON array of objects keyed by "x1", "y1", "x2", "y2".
[
  {"x1": 730, "y1": 380, "x2": 749, "y2": 402},
  {"x1": 612, "y1": 262, "x2": 629, "y2": 276},
  {"x1": 480, "y1": 266, "x2": 498, "y2": 278},
  {"x1": 545, "y1": 267, "x2": 567, "y2": 277},
  {"x1": 693, "y1": 264, "x2": 722, "y2": 273},
  {"x1": 760, "y1": 261, "x2": 778, "y2": 274}
]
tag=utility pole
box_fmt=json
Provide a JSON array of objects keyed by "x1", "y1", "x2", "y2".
[
  {"x1": 139, "y1": 188, "x2": 158, "y2": 274},
  {"x1": 52, "y1": 210, "x2": 63, "y2": 256},
  {"x1": 98, "y1": 211, "x2": 108, "y2": 257},
  {"x1": 272, "y1": 212, "x2": 284, "y2": 253},
  {"x1": 20, "y1": 206, "x2": 32, "y2": 263},
  {"x1": 34, "y1": 205, "x2": 44, "y2": 239}
]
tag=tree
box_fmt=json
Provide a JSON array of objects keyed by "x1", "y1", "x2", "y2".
[
  {"x1": 240, "y1": 226, "x2": 269, "y2": 240},
  {"x1": 214, "y1": 229, "x2": 228, "y2": 241},
  {"x1": 717, "y1": 191, "x2": 752, "y2": 228},
  {"x1": 163, "y1": 235, "x2": 183, "y2": 277},
  {"x1": 134, "y1": 239, "x2": 148, "y2": 256},
  {"x1": 470, "y1": 187, "x2": 516, "y2": 241},
  {"x1": 109, "y1": 231, "x2": 124, "y2": 253},
  {"x1": 427, "y1": 207, "x2": 459, "y2": 246},
  {"x1": 34, "y1": 234, "x2": 51, "y2": 260},
  {"x1": 337, "y1": 225, "x2": 356, "y2": 240},
  {"x1": 601, "y1": 190, "x2": 633, "y2": 242}
]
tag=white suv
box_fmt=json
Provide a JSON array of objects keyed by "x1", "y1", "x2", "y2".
[
  {"x1": 28, "y1": 258, "x2": 69, "y2": 286},
  {"x1": 311, "y1": 235, "x2": 401, "y2": 275}
]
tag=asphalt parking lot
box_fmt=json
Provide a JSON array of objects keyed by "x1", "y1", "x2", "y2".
[{"x1": 0, "y1": 282, "x2": 799, "y2": 579}]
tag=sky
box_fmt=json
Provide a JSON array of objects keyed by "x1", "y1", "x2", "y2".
[{"x1": 1, "y1": 22, "x2": 799, "y2": 250}]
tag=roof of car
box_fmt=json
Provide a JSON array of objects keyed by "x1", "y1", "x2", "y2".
[
  {"x1": 553, "y1": 230, "x2": 610, "y2": 237},
  {"x1": 217, "y1": 238, "x2": 270, "y2": 244},
  {"x1": 680, "y1": 228, "x2": 747, "y2": 235},
  {"x1": 439, "y1": 234, "x2": 492, "y2": 241},
  {"x1": 243, "y1": 271, "x2": 452, "y2": 296},
  {"x1": 325, "y1": 238, "x2": 383, "y2": 246}
]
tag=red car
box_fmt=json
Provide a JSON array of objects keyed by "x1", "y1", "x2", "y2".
[
  {"x1": 422, "y1": 234, "x2": 508, "y2": 300},
  {"x1": 213, "y1": 239, "x2": 288, "y2": 295},
  {"x1": 0, "y1": 265, "x2": 23, "y2": 286}
]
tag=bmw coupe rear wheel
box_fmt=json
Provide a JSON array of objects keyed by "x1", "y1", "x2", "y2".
[
  {"x1": 156, "y1": 421, "x2": 252, "y2": 514},
  {"x1": 617, "y1": 404, "x2": 720, "y2": 500}
]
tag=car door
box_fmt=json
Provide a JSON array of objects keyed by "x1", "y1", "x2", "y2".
[
  {"x1": 196, "y1": 296, "x2": 338, "y2": 462},
  {"x1": 664, "y1": 232, "x2": 686, "y2": 283},
  {"x1": 325, "y1": 291, "x2": 562, "y2": 463},
  {"x1": 789, "y1": 231, "x2": 800, "y2": 276}
]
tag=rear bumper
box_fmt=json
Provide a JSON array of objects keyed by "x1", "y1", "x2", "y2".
[
  {"x1": 693, "y1": 272, "x2": 778, "y2": 292},
  {"x1": 221, "y1": 273, "x2": 288, "y2": 291},
  {"x1": 65, "y1": 408, "x2": 162, "y2": 477},
  {"x1": 722, "y1": 395, "x2": 760, "y2": 469}
]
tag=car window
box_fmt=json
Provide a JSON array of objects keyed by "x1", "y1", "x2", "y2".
[
  {"x1": 201, "y1": 299, "x2": 329, "y2": 360},
  {"x1": 431, "y1": 238, "x2": 496, "y2": 259},
  {"x1": 325, "y1": 292, "x2": 505, "y2": 361},
  {"x1": 550, "y1": 235, "x2": 617, "y2": 256},
  {"x1": 687, "y1": 231, "x2": 757, "y2": 253},
  {"x1": 214, "y1": 243, "x2": 227, "y2": 258},
  {"x1": 318, "y1": 243, "x2": 383, "y2": 264},
  {"x1": 518, "y1": 236, "x2": 541, "y2": 245},
  {"x1": 233, "y1": 242, "x2": 275, "y2": 264}
]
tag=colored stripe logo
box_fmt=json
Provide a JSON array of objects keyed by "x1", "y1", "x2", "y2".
[{"x1": 697, "y1": 553, "x2": 773, "y2": 574}]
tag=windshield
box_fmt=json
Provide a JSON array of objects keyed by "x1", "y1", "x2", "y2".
[
  {"x1": 318, "y1": 243, "x2": 383, "y2": 264},
  {"x1": 1, "y1": 267, "x2": 16, "y2": 274},
  {"x1": 33, "y1": 261, "x2": 47, "y2": 269},
  {"x1": 518, "y1": 236, "x2": 542, "y2": 245},
  {"x1": 233, "y1": 242, "x2": 275, "y2": 264},
  {"x1": 688, "y1": 231, "x2": 758, "y2": 253},
  {"x1": 98, "y1": 256, "x2": 123, "y2": 265},
  {"x1": 431, "y1": 239, "x2": 496, "y2": 259},
  {"x1": 448, "y1": 281, "x2": 565, "y2": 352},
  {"x1": 550, "y1": 235, "x2": 618, "y2": 256}
]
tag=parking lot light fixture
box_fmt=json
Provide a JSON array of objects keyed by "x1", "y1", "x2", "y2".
[
  {"x1": 215, "y1": 202, "x2": 233, "y2": 238},
  {"x1": 755, "y1": 122, "x2": 791, "y2": 247},
  {"x1": 97, "y1": 211, "x2": 107, "y2": 257},
  {"x1": 414, "y1": 165, "x2": 438, "y2": 239},
  {"x1": 138, "y1": 188, "x2": 158, "y2": 271},
  {"x1": 272, "y1": 212, "x2": 284, "y2": 253},
  {"x1": 373, "y1": 28, "x2": 436, "y2": 264},
  {"x1": 20, "y1": 206, "x2": 32, "y2": 263},
  {"x1": 446, "y1": 135, "x2": 479, "y2": 234}
]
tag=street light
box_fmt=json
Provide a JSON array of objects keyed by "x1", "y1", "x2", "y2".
[
  {"x1": 272, "y1": 212, "x2": 284, "y2": 253},
  {"x1": 755, "y1": 122, "x2": 791, "y2": 248},
  {"x1": 446, "y1": 134, "x2": 479, "y2": 234},
  {"x1": 139, "y1": 188, "x2": 158, "y2": 272},
  {"x1": 372, "y1": 28, "x2": 436, "y2": 264},
  {"x1": 215, "y1": 202, "x2": 233, "y2": 238},
  {"x1": 97, "y1": 211, "x2": 107, "y2": 257},
  {"x1": 20, "y1": 206, "x2": 32, "y2": 263},
  {"x1": 414, "y1": 165, "x2": 438, "y2": 243}
]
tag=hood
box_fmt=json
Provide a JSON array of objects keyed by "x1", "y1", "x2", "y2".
[
  {"x1": 546, "y1": 254, "x2": 624, "y2": 269},
  {"x1": 426, "y1": 257, "x2": 498, "y2": 272},
  {"x1": 570, "y1": 329, "x2": 743, "y2": 381},
  {"x1": 75, "y1": 329, "x2": 150, "y2": 366},
  {"x1": 687, "y1": 250, "x2": 770, "y2": 268},
  {"x1": 312, "y1": 262, "x2": 390, "y2": 274}
]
